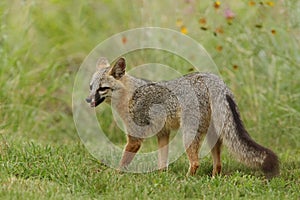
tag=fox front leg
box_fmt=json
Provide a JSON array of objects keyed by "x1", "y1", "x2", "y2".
[{"x1": 119, "y1": 135, "x2": 143, "y2": 171}]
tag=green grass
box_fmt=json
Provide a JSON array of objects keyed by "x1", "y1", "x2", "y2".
[
  {"x1": 1, "y1": 140, "x2": 299, "y2": 199},
  {"x1": 1, "y1": 0, "x2": 299, "y2": 199}
]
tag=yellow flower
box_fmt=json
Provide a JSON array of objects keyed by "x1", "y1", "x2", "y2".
[
  {"x1": 266, "y1": 1, "x2": 274, "y2": 6},
  {"x1": 180, "y1": 26, "x2": 188, "y2": 34},
  {"x1": 214, "y1": 1, "x2": 221, "y2": 9}
]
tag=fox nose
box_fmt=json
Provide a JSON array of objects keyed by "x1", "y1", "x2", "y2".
[{"x1": 86, "y1": 97, "x2": 91, "y2": 103}]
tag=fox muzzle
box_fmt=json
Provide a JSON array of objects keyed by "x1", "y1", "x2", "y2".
[{"x1": 86, "y1": 93, "x2": 105, "y2": 107}]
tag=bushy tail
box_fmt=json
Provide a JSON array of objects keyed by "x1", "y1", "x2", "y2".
[{"x1": 223, "y1": 94, "x2": 279, "y2": 178}]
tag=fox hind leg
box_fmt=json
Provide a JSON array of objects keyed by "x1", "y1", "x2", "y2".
[
  {"x1": 211, "y1": 140, "x2": 222, "y2": 176},
  {"x1": 185, "y1": 135, "x2": 201, "y2": 176},
  {"x1": 206, "y1": 120, "x2": 222, "y2": 176},
  {"x1": 157, "y1": 129, "x2": 170, "y2": 171}
]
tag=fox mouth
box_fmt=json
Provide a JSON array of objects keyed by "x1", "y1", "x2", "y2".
[{"x1": 86, "y1": 94, "x2": 105, "y2": 107}]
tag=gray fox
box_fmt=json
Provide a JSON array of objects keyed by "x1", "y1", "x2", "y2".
[{"x1": 86, "y1": 57, "x2": 279, "y2": 179}]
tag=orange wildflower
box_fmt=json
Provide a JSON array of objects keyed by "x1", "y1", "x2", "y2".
[
  {"x1": 199, "y1": 18, "x2": 207, "y2": 25},
  {"x1": 271, "y1": 29, "x2": 276, "y2": 35},
  {"x1": 215, "y1": 26, "x2": 224, "y2": 34},
  {"x1": 249, "y1": 1, "x2": 256, "y2": 6},
  {"x1": 216, "y1": 45, "x2": 223, "y2": 52},
  {"x1": 122, "y1": 36, "x2": 127, "y2": 44}
]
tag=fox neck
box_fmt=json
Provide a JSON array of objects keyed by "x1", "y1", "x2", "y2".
[
  {"x1": 111, "y1": 73, "x2": 148, "y2": 123},
  {"x1": 120, "y1": 73, "x2": 147, "y2": 93}
]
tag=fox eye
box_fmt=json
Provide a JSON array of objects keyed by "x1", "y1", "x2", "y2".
[{"x1": 98, "y1": 87, "x2": 110, "y2": 92}]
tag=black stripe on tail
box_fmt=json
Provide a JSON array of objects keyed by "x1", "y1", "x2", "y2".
[
  {"x1": 226, "y1": 94, "x2": 279, "y2": 179},
  {"x1": 226, "y1": 95, "x2": 247, "y2": 134}
]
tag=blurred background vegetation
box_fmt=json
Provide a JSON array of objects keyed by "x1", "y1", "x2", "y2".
[{"x1": 1, "y1": 0, "x2": 299, "y2": 147}]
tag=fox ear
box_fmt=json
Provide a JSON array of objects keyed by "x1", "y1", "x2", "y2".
[
  {"x1": 97, "y1": 57, "x2": 110, "y2": 69},
  {"x1": 110, "y1": 57, "x2": 126, "y2": 79}
]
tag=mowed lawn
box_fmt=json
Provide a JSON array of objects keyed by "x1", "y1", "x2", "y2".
[{"x1": 0, "y1": 1, "x2": 299, "y2": 199}]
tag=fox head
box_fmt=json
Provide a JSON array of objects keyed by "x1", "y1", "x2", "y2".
[{"x1": 86, "y1": 57, "x2": 126, "y2": 107}]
